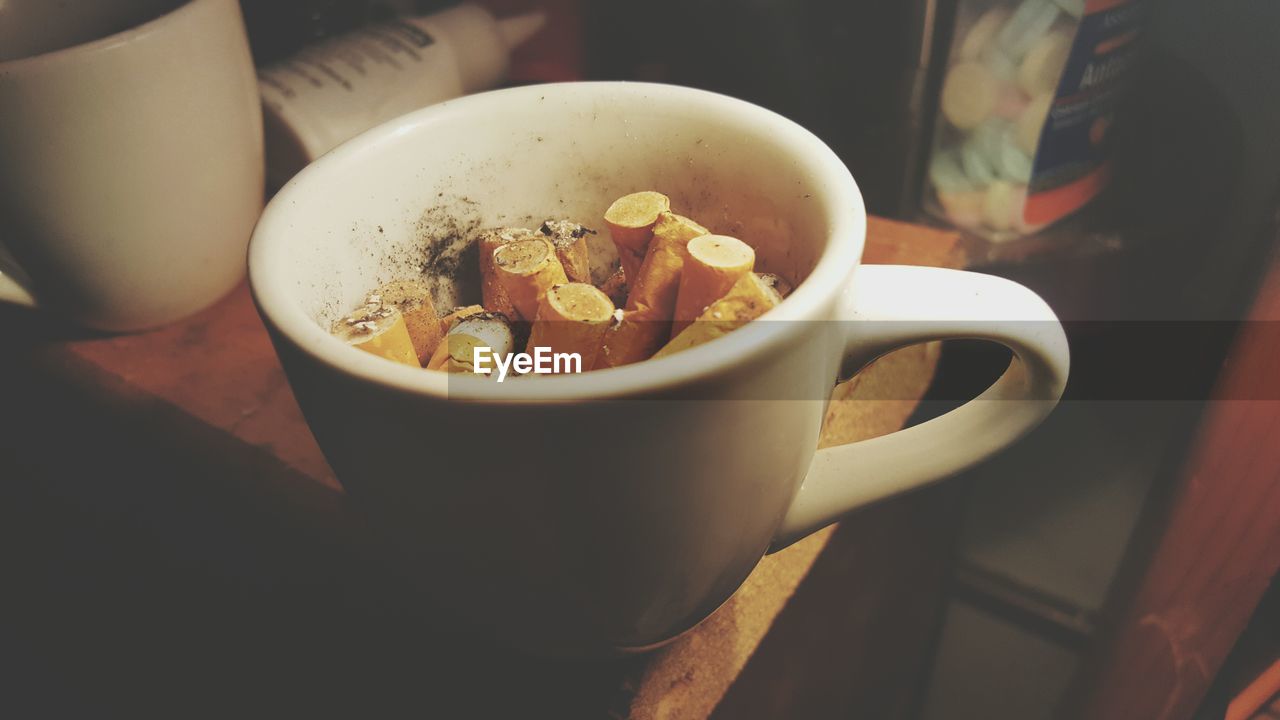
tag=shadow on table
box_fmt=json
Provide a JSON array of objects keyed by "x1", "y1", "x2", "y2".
[{"x1": 0, "y1": 369, "x2": 644, "y2": 718}]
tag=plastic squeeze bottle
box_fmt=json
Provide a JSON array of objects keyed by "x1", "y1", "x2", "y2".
[{"x1": 259, "y1": 4, "x2": 544, "y2": 187}]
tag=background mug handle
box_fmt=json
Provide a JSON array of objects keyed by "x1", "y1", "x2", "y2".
[
  {"x1": 772, "y1": 264, "x2": 1070, "y2": 550},
  {"x1": 0, "y1": 241, "x2": 38, "y2": 308}
]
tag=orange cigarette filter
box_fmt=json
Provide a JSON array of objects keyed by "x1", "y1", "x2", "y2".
[
  {"x1": 526, "y1": 282, "x2": 616, "y2": 372},
  {"x1": 537, "y1": 220, "x2": 594, "y2": 284},
  {"x1": 369, "y1": 279, "x2": 442, "y2": 364},
  {"x1": 672, "y1": 234, "x2": 755, "y2": 336},
  {"x1": 330, "y1": 301, "x2": 420, "y2": 367},
  {"x1": 597, "y1": 211, "x2": 709, "y2": 368},
  {"x1": 477, "y1": 227, "x2": 535, "y2": 318},
  {"x1": 626, "y1": 212, "x2": 709, "y2": 313},
  {"x1": 653, "y1": 272, "x2": 779, "y2": 359},
  {"x1": 494, "y1": 237, "x2": 569, "y2": 321},
  {"x1": 604, "y1": 191, "x2": 670, "y2": 286}
]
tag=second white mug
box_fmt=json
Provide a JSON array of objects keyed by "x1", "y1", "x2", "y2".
[{"x1": 0, "y1": 0, "x2": 263, "y2": 331}]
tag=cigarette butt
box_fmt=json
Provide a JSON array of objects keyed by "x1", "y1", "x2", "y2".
[
  {"x1": 604, "y1": 191, "x2": 670, "y2": 285},
  {"x1": 477, "y1": 227, "x2": 535, "y2": 318},
  {"x1": 527, "y1": 283, "x2": 615, "y2": 372},
  {"x1": 673, "y1": 234, "x2": 755, "y2": 335},
  {"x1": 437, "y1": 304, "x2": 486, "y2": 338},
  {"x1": 597, "y1": 211, "x2": 709, "y2": 367},
  {"x1": 426, "y1": 311, "x2": 514, "y2": 375},
  {"x1": 653, "y1": 272, "x2": 779, "y2": 359},
  {"x1": 494, "y1": 237, "x2": 569, "y2": 321},
  {"x1": 369, "y1": 279, "x2": 441, "y2": 364},
  {"x1": 755, "y1": 272, "x2": 792, "y2": 301},
  {"x1": 595, "y1": 310, "x2": 649, "y2": 369},
  {"x1": 628, "y1": 212, "x2": 709, "y2": 313},
  {"x1": 331, "y1": 302, "x2": 420, "y2": 367},
  {"x1": 537, "y1": 220, "x2": 595, "y2": 284},
  {"x1": 597, "y1": 266, "x2": 628, "y2": 308}
]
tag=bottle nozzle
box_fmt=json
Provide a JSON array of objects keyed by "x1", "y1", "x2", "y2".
[{"x1": 497, "y1": 11, "x2": 545, "y2": 50}]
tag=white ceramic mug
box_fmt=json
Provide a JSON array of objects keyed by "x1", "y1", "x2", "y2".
[
  {"x1": 249, "y1": 82, "x2": 1069, "y2": 655},
  {"x1": 0, "y1": 0, "x2": 263, "y2": 331}
]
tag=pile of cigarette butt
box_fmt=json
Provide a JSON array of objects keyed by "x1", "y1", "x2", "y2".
[{"x1": 330, "y1": 191, "x2": 790, "y2": 378}]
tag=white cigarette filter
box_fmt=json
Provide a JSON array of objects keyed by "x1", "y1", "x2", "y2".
[
  {"x1": 527, "y1": 282, "x2": 616, "y2": 372},
  {"x1": 426, "y1": 311, "x2": 515, "y2": 375},
  {"x1": 537, "y1": 219, "x2": 594, "y2": 284},
  {"x1": 604, "y1": 191, "x2": 671, "y2": 285},
  {"x1": 330, "y1": 301, "x2": 420, "y2": 367},
  {"x1": 672, "y1": 234, "x2": 756, "y2": 336},
  {"x1": 368, "y1": 279, "x2": 441, "y2": 364},
  {"x1": 493, "y1": 237, "x2": 569, "y2": 321}
]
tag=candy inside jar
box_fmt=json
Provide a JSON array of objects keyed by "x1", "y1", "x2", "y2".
[{"x1": 924, "y1": 0, "x2": 1117, "y2": 242}]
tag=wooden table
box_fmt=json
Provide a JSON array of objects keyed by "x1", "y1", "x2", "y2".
[{"x1": 2, "y1": 218, "x2": 964, "y2": 718}]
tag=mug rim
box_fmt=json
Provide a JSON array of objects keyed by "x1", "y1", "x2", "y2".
[
  {"x1": 249, "y1": 81, "x2": 866, "y2": 404},
  {"x1": 0, "y1": 0, "x2": 205, "y2": 70}
]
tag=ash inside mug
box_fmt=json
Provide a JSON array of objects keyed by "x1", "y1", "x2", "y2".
[{"x1": 0, "y1": 0, "x2": 187, "y2": 63}]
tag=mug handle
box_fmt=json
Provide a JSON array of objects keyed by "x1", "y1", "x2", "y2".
[
  {"x1": 0, "y1": 242, "x2": 38, "y2": 308},
  {"x1": 771, "y1": 264, "x2": 1070, "y2": 550}
]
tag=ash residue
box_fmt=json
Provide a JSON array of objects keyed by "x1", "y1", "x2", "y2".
[
  {"x1": 456, "y1": 310, "x2": 512, "y2": 326},
  {"x1": 537, "y1": 219, "x2": 596, "y2": 246},
  {"x1": 415, "y1": 200, "x2": 484, "y2": 309}
]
